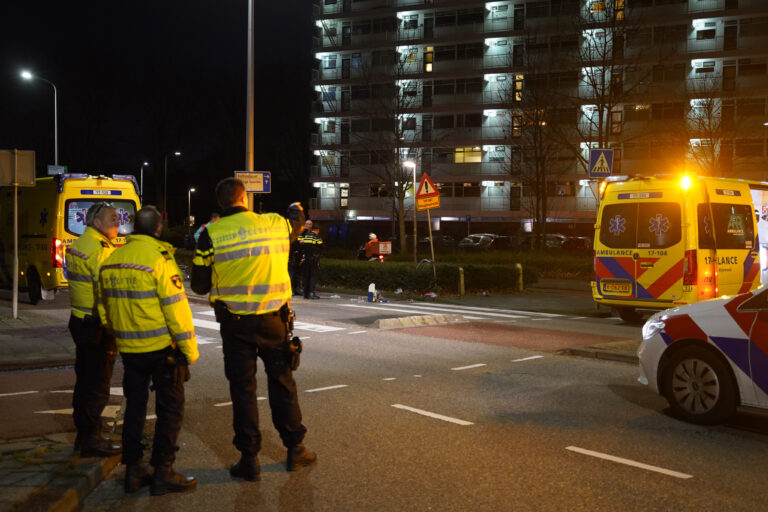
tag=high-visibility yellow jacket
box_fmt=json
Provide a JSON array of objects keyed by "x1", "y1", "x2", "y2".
[
  {"x1": 99, "y1": 234, "x2": 198, "y2": 364},
  {"x1": 65, "y1": 226, "x2": 115, "y2": 319},
  {"x1": 193, "y1": 209, "x2": 292, "y2": 315}
]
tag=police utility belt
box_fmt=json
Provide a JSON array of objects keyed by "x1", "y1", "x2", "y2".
[{"x1": 213, "y1": 301, "x2": 303, "y2": 371}]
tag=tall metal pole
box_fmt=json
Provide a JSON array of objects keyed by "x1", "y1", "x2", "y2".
[
  {"x1": 139, "y1": 163, "x2": 144, "y2": 204},
  {"x1": 246, "y1": 0, "x2": 255, "y2": 210},
  {"x1": 413, "y1": 165, "x2": 417, "y2": 264},
  {"x1": 53, "y1": 83, "x2": 58, "y2": 166},
  {"x1": 12, "y1": 151, "x2": 19, "y2": 319},
  {"x1": 163, "y1": 154, "x2": 168, "y2": 221}
]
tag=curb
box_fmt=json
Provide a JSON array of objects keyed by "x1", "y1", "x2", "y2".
[
  {"x1": 40, "y1": 455, "x2": 120, "y2": 512},
  {"x1": 374, "y1": 314, "x2": 467, "y2": 330},
  {"x1": 561, "y1": 347, "x2": 638, "y2": 364}
]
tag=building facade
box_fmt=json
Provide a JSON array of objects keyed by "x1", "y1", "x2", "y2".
[{"x1": 310, "y1": 0, "x2": 768, "y2": 235}]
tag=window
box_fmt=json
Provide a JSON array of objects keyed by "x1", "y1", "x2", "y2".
[
  {"x1": 695, "y1": 61, "x2": 716, "y2": 74},
  {"x1": 434, "y1": 115, "x2": 455, "y2": 129},
  {"x1": 324, "y1": 26, "x2": 337, "y2": 38},
  {"x1": 590, "y1": 2, "x2": 606, "y2": 13},
  {"x1": 351, "y1": 85, "x2": 370, "y2": 99},
  {"x1": 351, "y1": 119, "x2": 371, "y2": 132},
  {"x1": 65, "y1": 200, "x2": 136, "y2": 236},
  {"x1": 459, "y1": 113, "x2": 483, "y2": 127},
  {"x1": 696, "y1": 29, "x2": 716, "y2": 40},
  {"x1": 611, "y1": 109, "x2": 622, "y2": 134},
  {"x1": 323, "y1": 55, "x2": 338, "y2": 69},
  {"x1": 435, "y1": 11, "x2": 456, "y2": 27},
  {"x1": 372, "y1": 17, "x2": 397, "y2": 33},
  {"x1": 456, "y1": 77, "x2": 483, "y2": 94},
  {"x1": 402, "y1": 117, "x2": 416, "y2": 130},
  {"x1": 636, "y1": 203, "x2": 681, "y2": 249},
  {"x1": 371, "y1": 118, "x2": 395, "y2": 131},
  {"x1": 460, "y1": 182, "x2": 481, "y2": 197},
  {"x1": 434, "y1": 80, "x2": 455, "y2": 95},
  {"x1": 435, "y1": 45, "x2": 456, "y2": 61},
  {"x1": 709, "y1": 203, "x2": 755, "y2": 249},
  {"x1": 457, "y1": 8, "x2": 484, "y2": 25},
  {"x1": 457, "y1": 42, "x2": 484, "y2": 59},
  {"x1": 323, "y1": 120, "x2": 336, "y2": 133},
  {"x1": 403, "y1": 82, "x2": 418, "y2": 96},
  {"x1": 737, "y1": 98, "x2": 766, "y2": 116},
  {"x1": 735, "y1": 138, "x2": 763, "y2": 157},
  {"x1": 651, "y1": 103, "x2": 685, "y2": 121},
  {"x1": 435, "y1": 183, "x2": 453, "y2": 197},
  {"x1": 403, "y1": 15, "x2": 418, "y2": 30},
  {"x1": 352, "y1": 20, "x2": 371, "y2": 35},
  {"x1": 738, "y1": 59, "x2": 767, "y2": 76},
  {"x1": 624, "y1": 104, "x2": 650, "y2": 122},
  {"x1": 527, "y1": 1, "x2": 549, "y2": 18},
  {"x1": 455, "y1": 147, "x2": 483, "y2": 163},
  {"x1": 491, "y1": 5, "x2": 508, "y2": 20},
  {"x1": 511, "y1": 115, "x2": 522, "y2": 137},
  {"x1": 322, "y1": 89, "x2": 336, "y2": 101}
]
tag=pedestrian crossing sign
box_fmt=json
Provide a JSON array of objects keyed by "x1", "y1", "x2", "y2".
[{"x1": 588, "y1": 149, "x2": 614, "y2": 178}]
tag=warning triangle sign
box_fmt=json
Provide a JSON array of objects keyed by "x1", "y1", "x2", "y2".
[{"x1": 416, "y1": 173, "x2": 439, "y2": 199}]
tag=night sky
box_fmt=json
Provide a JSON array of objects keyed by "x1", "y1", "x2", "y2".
[{"x1": 0, "y1": 0, "x2": 314, "y2": 225}]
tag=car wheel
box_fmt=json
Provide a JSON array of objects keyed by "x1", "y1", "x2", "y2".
[
  {"x1": 26, "y1": 267, "x2": 43, "y2": 305},
  {"x1": 661, "y1": 345, "x2": 738, "y2": 425},
  {"x1": 616, "y1": 306, "x2": 643, "y2": 323}
]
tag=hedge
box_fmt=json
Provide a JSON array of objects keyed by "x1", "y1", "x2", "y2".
[{"x1": 318, "y1": 259, "x2": 537, "y2": 294}]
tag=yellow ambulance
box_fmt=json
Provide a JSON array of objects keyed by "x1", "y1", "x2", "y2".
[
  {"x1": 592, "y1": 175, "x2": 763, "y2": 322},
  {"x1": 0, "y1": 174, "x2": 140, "y2": 304}
]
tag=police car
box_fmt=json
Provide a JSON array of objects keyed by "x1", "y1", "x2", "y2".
[{"x1": 638, "y1": 287, "x2": 768, "y2": 424}]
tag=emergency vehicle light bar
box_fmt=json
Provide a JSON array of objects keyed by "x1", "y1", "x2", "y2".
[{"x1": 111, "y1": 174, "x2": 140, "y2": 196}]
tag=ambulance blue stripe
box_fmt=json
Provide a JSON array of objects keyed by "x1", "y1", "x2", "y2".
[
  {"x1": 748, "y1": 342, "x2": 768, "y2": 394},
  {"x1": 742, "y1": 235, "x2": 758, "y2": 281},
  {"x1": 709, "y1": 336, "x2": 751, "y2": 385},
  {"x1": 598, "y1": 257, "x2": 633, "y2": 281}
]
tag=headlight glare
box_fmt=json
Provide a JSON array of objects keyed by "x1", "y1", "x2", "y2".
[{"x1": 642, "y1": 316, "x2": 666, "y2": 340}]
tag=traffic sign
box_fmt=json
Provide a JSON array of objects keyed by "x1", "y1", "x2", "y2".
[
  {"x1": 588, "y1": 149, "x2": 613, "y2": 178},
  {"x1": 415, "y1": 173, "x2": 439, "y2": 199},
  {"x1": 234, "y1": 171, "x2": 271, "y2": 193}
]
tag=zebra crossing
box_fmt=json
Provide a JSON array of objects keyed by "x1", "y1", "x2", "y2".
[{"x1": 342, "y1": 301, "x2": 565, "y2": 323}]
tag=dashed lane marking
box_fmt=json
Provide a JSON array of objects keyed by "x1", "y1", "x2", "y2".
[
  {"x1": 512, "y1": 355, "x2": 544, "y2": 362},
  {"x1": 383, "y1": 377, "x2": 396, "y2": 381},
  {"x1": 35, "y1": 405, "x2": 122, "y2": 418},
  {"x1": 197, "y1": 336, "x2": 219, "y2": 345},
  {"x1": 392, "y1": 404, "x2": 473, "y2": 426},
  {"x1": 0, "y1": 390, "x2": 38, "y2": 398},
  {"x1": 384, "y1": 302, "x2": 563, "y2": 318},
  {"x1": 348, "y1": 330, "x2": 367, "y2": 334},
  {"x1": 305, "y1": 384, "x2": 348, "y2": 393},
  {"x1": 192, "y1": 318, "x2": 220, "y2": 331},
  {"x1": 214, "y1": 397, "x2": 266, "y2": 407},
  {"x1": 451, "y1": 363, "x2": 487, "y2": 371},
  {"x1": 565, "y1": 446, "x2": 693, "y2": 480}
]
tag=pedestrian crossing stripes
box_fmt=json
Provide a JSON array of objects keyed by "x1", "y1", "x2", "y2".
[
  {"x1": 342, "y1": 302, "x2": 563, "y2": 322},
  {"x1": 193, "y1": 311, "x2": 346, "y2": 333}
]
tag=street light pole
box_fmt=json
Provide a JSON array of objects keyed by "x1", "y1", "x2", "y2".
[
  {"x1": 163, "y1": 151, "x2": 181, "y2": 223},
  {"x1": 140, "y1": 161, "x2": 148, "y2": 205},
  {"x1": 404, "y1": 160, "x2": 417, "y2": 264},
  {"x1": 187, "y1": 187, "x2": 196, "y2": 228},
  {"x1": 20, "y1": 71, "x2": 58, "y2": 166}
]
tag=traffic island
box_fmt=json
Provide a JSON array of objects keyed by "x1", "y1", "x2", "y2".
[{"x1": 374, "y1": 314, "x2": 467, "y2": 330}]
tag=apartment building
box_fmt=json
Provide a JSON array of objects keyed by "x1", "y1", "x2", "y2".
[{"x1": 309, "y1": 0, "x2": 768, "y2": 235}]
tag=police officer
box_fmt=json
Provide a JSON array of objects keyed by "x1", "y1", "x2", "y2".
[
  {"x1": 297, "y1": 219, "x2": 323, "y2": 299},
  {"x1": 65, "y1": 202, "x2": 121, "y2": 457},
  {"x1": 99, "y1": 206, "x2": 199, "y2": 495},
  {"x1": 191, "y1": 178, "x2": 316, "y2": 481},
  {"x1": 287, "y1": 206, "x2": 304, "y2": 296}
]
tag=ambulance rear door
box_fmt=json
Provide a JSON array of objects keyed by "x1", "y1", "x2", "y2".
[
  {"x1": 703, "y1": 183, "x2": 758, "y2": 296},
  {"x1": 596, "y1": 189, "x2": 686, "y2": 304}
]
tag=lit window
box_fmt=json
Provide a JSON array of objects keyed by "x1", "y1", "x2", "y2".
[
  {"x1": 590, "y1": 2, "x2": 606, "y2": 13},
  {"x1": 455, "y1": 147, "x2": 483, "y2": 163}
]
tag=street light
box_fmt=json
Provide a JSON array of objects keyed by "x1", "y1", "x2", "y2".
[
  {"x1": 139, "y1": 161, "x2": 149, "y2": 204},
  {"x1": 20, "y1": 70, "x2": 58, "y2": 166},
  {"x1": 163, "y1": 151, "x2": 181, "y2": 222},
  {"x1": 403, "y1": 160, "x2": 417, "y2": 264}
]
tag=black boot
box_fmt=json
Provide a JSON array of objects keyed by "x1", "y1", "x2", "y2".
[
  {"x1": 124, "y1": 462, "x2": 152, "y2": 493},
  {"x1": 150, "y1": 465, "x2": 198, "y2": 496},
  {"x1": 286, "y1": 444, "x2": 317, "y2": 472},
  {"x1": 80, "y1": 438, "x2": 121, "y2": 458},
  {"x1": 229, "y1": 455, "x2": 260, "y2": 481}
]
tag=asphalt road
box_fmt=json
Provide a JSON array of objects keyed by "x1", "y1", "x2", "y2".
[{"x1": 62, "y1": 299, "x2": 767, "y2": 512}]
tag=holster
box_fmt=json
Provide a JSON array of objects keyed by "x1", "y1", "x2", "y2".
[
  {"x1": 166, "y1": 348, "x2": 191, "y2": 384},
  {"x1": 280, "y1": 305, "x2": 302, "y2": 371}
]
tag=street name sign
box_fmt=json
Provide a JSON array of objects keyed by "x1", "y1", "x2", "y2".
[{"x1": 234, "y1": 171, "x2": 271, "y2": 193}]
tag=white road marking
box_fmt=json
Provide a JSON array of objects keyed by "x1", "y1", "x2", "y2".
[
  {"x1": 413, "y1": 375, "x2": 422, "y2": 378},
  {"x1": 305, "y1": 384, "x2": 348, "y2": 393},
  {"x1": 451, "y1": 363, "x2": 486, "y2": 371},
  {"x1": 35, "y1": 405, "x2": 121, "y2": 418},
  {"x1": 383, "y1": 377, "x2": 396, "y2": 381},
  {"x1": 192, "y1": 318, "x2": 220, "y2": 331},
  {"x1": 50, "y1": 390, "x2": 73, "y2": 394},
  {"x1": 392, "y1": 404, "x2": 473, "y2": 426},
  {"x1": 110, "y1": 387, "x2": 123, "y2": 396},
  {"x1": 348, "y1": 330, "x2": 367, "y2": 334},
  {"x1": 302, "y1": 337, "x2": 311, "y2": 340},
  {"x1": 0, "y1": 390, "x2": 38, "y2": 398},
  {"x1": 197, "y1": 336, "x2": 219, "y2": 345},
  {"x1": 294, "y1": 321, "x2": 346, "y2": 333},
  {"x1": 344, "y1": 303, "x2": 529, "y2": 320},
  {"x1": 214, "y1": 397, "x2": 266, "y2": 407},
  {"x1": 565, "y1": 446, "x2": 693, "y2": 480},
  {"x1": 512, "y1": 355, "x2": 544, "y2": 363},
  {"x1": 570, "y1": 317, "x2": 586, "y2": 320}
]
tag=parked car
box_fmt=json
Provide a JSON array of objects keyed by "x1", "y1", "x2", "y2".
[
  {"x1": 638, "y1": 288, "x2": 768, "y2": 424},
  {"x1": 418, "y1": 234, "x2": 456, "y2": 251},
  {"x1": 458, "y1": 234, "x2": 494, "y2": 251},
  {"x1": 562, "y1": 236, "x2": 592, "y2": 250},
  {"x1": 513, "y1": 233, "x2": 568, "y2": 250}
]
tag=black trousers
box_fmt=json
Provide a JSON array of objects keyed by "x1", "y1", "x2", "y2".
[
  {"x1": 220, "y1": 310, "x2": 306, "y2": 457},
  {"x1": 288, "y1": 258, "x2": 302, "y2": 295},
  {"x1": 302, "y1": 259, "x2": 319, "y2": 298},
  {"x1": 68, "y1": 315, "x2": 117, "y2": 441},
  {"x1": 121, "y1": 347, "x2": 186, "y2": 467}
]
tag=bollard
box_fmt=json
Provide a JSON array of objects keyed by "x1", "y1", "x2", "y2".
[
  {"x1": 458, "y1": 267, "x2": 465, "y2": 296},
  {"x1": 514, "y1": 263, "x2": 523, "y2": 292}
]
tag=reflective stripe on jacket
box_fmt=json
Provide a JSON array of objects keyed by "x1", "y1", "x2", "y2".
[
  {"x1": 193, "y1": 211, "x2": 292, "y2": 315},
  {"x1": 65, "y1": 226, "x2": 115, "y2": 319},
  {"x1": 99, "y1": 234, "x2": 199, "y2": 363}
]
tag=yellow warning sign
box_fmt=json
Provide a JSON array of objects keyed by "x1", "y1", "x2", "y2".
[{"x1": 417, "y1": 195, "x2": 440, "y2": 211}]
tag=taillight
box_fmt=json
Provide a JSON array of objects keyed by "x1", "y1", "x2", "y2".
[
  {"x1": 51, "y1": 238, "x2": 64, "y2": 268},
  {"x1": 378, "y1": 254, "x2": 384, "y2": 262},
  {"x1": 683, "y1": 249, "x2": 697, "y2": 285}
]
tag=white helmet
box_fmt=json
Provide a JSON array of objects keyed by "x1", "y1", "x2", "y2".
[{"x1": 369, "y1": 233, "x2": 377, "y2": 240}]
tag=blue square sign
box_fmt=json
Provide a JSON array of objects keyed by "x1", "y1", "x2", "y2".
[{"x1": 588, "y1": 149, "x2": 614, "y2": 178}]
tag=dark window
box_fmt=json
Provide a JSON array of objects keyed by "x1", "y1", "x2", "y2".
[
  {"x1": 434, "y1": 115, "x2": 455, "y2": 129},
  {"x1": 435, "y1": 183, "x2": 453, "y2": 197},
  {"x1": 696, "y1": 29, "x2": 716, "y2": 40},
  {"x1": 372, "y1": 50, "x2": 396, "y2": 66},
  {"x1": 457, "y1": 43, "x2": 484, "y2": 59},
  {"x1": 435, "y1": 11, "x2": 456, "y2": 27},
  {"x1": 462, "y1": 113, "x2": 483, "y2": 127},
  {"x1": 352, "y1": 20, "x2": 371, "y2": 35},
  {"x1": 371, "y1": 118, "x2": 395, "y2": 131},
  {"x1": 435, "y1": 45, "x2": 456, "y2": 61},
  {"x1": 457, "y1": 8, "x2": 484, "y2": 25},
  {"x1": 434, "y1": 80, "x2": 455, "y2": 95},
  {"x1": 351, "y1": 119, "x2": 370, "y2": 132},
  {"x1": 402, "y1": 15, "x2": 418, "y2": 30},
  {"x1": 697, "y1": 204, "x2": 715, "y2": 249},
  {"x1": 737, "y1": 98, "x2": 766, "y2": 116},
  {"x1": 636, "y1": 203, "x2": 682, "y2": 249},
  {"x1": 402, "y1": 117, "x2": 416, "y2": 130},
  {"x1": 351, "y1": 86, "x2": 370, "y2": 100},
  {"x1": 710, "y1": 203, "x2": 755, "y2": 249},
  {"x1": 738, "y1": 59, "x2": 767, "y2": 76},
  {"x1": 372, "y1": 17, "x2": 397, "y2": 33},
  {"x1": 350, "y1": 151, "x2": 369, "y2": 165},
  {"x1": 526, "y1": 1, "x2": 549, "y2": 18},
  {"x1": 735, "y1": 138, "x2": 763, "y2": 157},
  {"x1": 456, "y1": 77, "x2": 483, "y2": 94},
  {"x1": 460, "y1": 182, "x2": 481, "y2": 197},
  {"x1": 600, "y1": 204, "x2": 636, "y2": 249}
]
